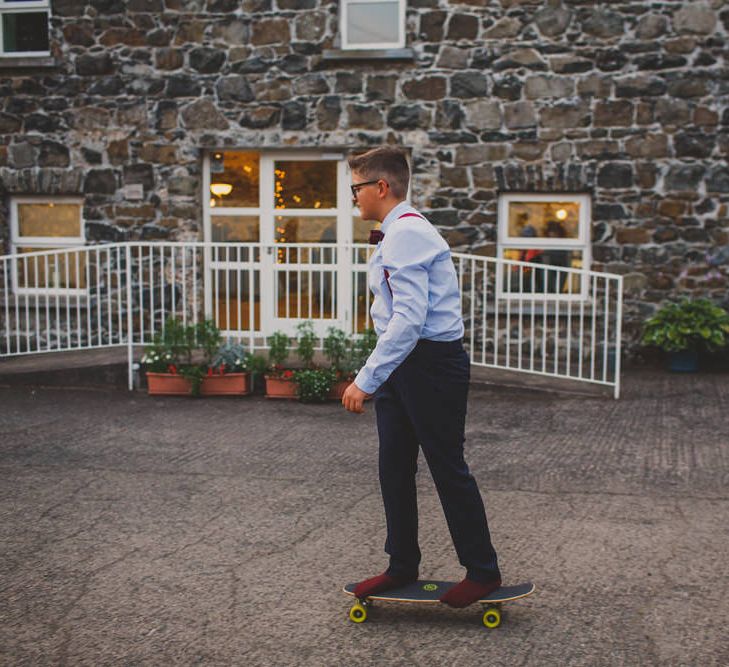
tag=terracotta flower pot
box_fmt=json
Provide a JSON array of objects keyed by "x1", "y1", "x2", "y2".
[
  {"x1": 329, "y1": 379, "x2": 353, "y2": 400},
  {"x1": 264, "y1": 375, "x2": 298, "y2": 399},
  {"x1": 200, "y1": 372, "x2": 251, "y2": 396},
  {"x1": 146, "y1": 372, "x2": 192, "y2": 396}
]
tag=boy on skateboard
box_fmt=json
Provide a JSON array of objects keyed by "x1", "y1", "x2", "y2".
[{"x1": 341, "y1": 146, "x2": 501, "y2": 608}]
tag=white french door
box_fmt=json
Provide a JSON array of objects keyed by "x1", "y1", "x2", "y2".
[{"x1": 203, "y1": 150, "x2": 354, "y2": 337}]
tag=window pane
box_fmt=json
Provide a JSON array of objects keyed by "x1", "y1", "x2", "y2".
[
  {"x1": 275, "y1": 215, "x2": 336, "y2": 244},
  {"x1": 276, "y1": 272, "x2": 336, "y2": 320},
  {"x1": 503, "y1": 248, "x2": 583, "y2": 295},
  {"x1": 508, "y1": 201, "x2": 580, "y2": 240},
  {"x1": 211, "y1": 216, "x2": 259, "y2": 242},
  {"x1": 213, "y1": 269, "x2": 260, "y2": 332},
  {"x1": 352, "y1": 215, "x2": 378, "y2": 243},
  {"x1": 2, "y1": 12, "x2": 49, "y2": 52},
  {"x1": 347, "y1": 2, "x2": 399, "y2": 45},
  {"x1": 274, "y1": 161, "x2": 337, "y2": 209},
  {"x1": 18, "y1": 203, "x2": 81, "y2": 238},
  {"x1": 16, "y1": 248, "x2": 86, "y2": 289},
  {"x1": 209, "y1": 151, "x2": 259, "y2": 208}
]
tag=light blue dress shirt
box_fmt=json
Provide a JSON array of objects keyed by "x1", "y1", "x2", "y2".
[{"x1": 354, "y1": 201, "x2": 465, "y2": 395}]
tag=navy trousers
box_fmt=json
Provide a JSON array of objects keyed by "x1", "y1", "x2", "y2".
[{"x1": 375, "y1": 339, "x2": 500, "y2": 584}]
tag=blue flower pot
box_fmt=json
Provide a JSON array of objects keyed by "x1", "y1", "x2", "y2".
[{"x1": 668, "y1": 350, "x2": 699, "y2": 373}]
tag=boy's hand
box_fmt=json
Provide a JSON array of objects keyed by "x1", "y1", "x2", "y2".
[{"x1": 342, "y1": 382, "x2": 371, "y2": 414}]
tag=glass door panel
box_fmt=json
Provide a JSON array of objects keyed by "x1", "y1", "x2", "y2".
[{"x1": 271, "y1": 159, "x2": 340, "y2": 333}]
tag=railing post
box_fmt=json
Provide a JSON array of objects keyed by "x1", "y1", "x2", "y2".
[
  {"x1": 614, "y1": 275, "x2": 624, "y2": 400},
  {"x1": 126, "y1": 244, "x2": 134, "y2": 391}
]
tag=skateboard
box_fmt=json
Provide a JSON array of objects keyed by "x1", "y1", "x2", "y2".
[{"x1": 343, "y1": 580, "x2": 535, "y2": 629}]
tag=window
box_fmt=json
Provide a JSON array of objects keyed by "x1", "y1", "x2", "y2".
[
  {"x1": 497, "y1": 193, "x2": 591, "y2": 299},
  {"x1": 9, "y1": 197, "x2": 85, "y2": 294},
  {"x1": 0, "y1": 0, "x2": 50, "y2": 57},
  {"x1": 341, "y1": 0, "x2": 405, "y2": 50},
  {"x1": 204, "y1": 151, "x2": 359, "y2": 335}
]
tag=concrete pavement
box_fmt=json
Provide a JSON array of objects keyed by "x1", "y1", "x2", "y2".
[{"x1": 0, "y1": 370, "x2": 727, "y2": 666}]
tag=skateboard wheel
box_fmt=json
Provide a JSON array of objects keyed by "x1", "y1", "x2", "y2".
[
  {"x1": 482, "y1": 607, "x2": 501, "y2": 629},
  {"x1": 349, "y1": 603, "x2": 368, "y2": 623}
]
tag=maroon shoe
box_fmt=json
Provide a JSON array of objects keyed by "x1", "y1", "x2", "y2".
[
  {"x1": 439, "y1": 577, "x2": 502, "y2": 608},
  {"x1": 353, "y1": 572, "x2": 418, "y2": 599}
]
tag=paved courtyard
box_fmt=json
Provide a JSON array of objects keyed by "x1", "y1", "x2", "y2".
[{"x1": 0, "y1": 371, "x2": 728, "y2": 666}]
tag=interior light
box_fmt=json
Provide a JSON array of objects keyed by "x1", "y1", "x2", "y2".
[
  {"x1": 210, "y1": 183, "x2": 233, "y2": 197},
  {"x1": 555, "y1": 208, "x2": 568, "y2": 221}
]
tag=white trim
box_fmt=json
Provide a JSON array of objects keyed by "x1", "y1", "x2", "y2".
[
  {"x1": 497, "y1": 193, "x2": 592, "y2": 300},
  {"x1": 341, "y1": 0, "x2": 405, "y2": 50},
  {"x1": 9, "y1": 197, "x2": 85, "y2": 297},
  {"x1": 0, "y1": 3, "x2": 50, "y2": 57},
  {"x1": 203, "y1": 151, "x2": 353, "y2": 337},
  {"x1": 10, "y1": 196, "x2": 85, "y2": 246}
]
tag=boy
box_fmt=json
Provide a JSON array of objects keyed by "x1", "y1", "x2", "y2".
[{"x1": 341, "y1": 146, "x2": 501, "y2": 608}]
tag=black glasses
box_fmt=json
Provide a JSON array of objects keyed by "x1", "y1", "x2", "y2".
[{"x1": 350, "y1": 180, "x2": 382, "y2": 198}]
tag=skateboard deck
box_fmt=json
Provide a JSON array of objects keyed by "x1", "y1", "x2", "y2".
[{"x1": 343, "y1": 580, "x2": 535, "y2": 628}]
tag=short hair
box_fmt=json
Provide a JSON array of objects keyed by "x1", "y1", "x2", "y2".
[{"x1": 348, "y1": 146, "x2": 410, "y2": 199}]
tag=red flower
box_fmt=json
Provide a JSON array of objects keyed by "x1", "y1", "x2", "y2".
[
  {"x1": 283, "y1": 369, "x2": 294, "y2": 379},
  {"x1": 207, "y1": 367, "x2": 214, "y2": 376},
  {"x1": 167, "y1": 364, "x2": 177, "y2": 374},
  {"x1": 219, "y1": 364, "x2": 225, "y2": 375}
]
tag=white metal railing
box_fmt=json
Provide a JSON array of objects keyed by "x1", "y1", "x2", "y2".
[
  {"x1": 451, "y1": 253, "x2": 623, "y2": 398},
  {"x1": 0, "y1": 241, "x2": 623, "y2": 397}
]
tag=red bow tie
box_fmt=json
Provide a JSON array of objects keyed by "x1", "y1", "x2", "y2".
[{"x1": 369, "y1": 229, "x2": 384, "y2": 245}]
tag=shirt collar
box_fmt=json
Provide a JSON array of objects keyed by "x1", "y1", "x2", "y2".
[{"x1": 380, "y1": 201, "x2": 412, "y2": 236}]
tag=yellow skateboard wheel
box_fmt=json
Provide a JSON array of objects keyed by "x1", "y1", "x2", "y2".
[
  {"x1": 482, "y1": 606, "x2": 501, "y2": 629},
  {"x1": 349, "y1": 603, "x2": 367, "y2": 623}
]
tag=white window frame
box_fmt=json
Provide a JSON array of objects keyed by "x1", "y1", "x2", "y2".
[
  {"x1": 9, "y1": 196, "x2": 86, "y2": 296},
  {"x1": 496, "y1": 192, "x2": 592, "y2": 301},
  {"x1": 340, "y1": 0, "x2": 406, "y2": 50},
  {"x1": 203, "y1": 150, "x2": 353, "y2": 337},
  {"x1": 0, "y1": 0, "x2": 51, "y2": 57}
]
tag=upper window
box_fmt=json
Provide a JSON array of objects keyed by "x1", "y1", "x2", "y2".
[
  {"x1": 9, "y1": 197, "x2": 85, "y2": 294},
  {"x1": 0, "y1": 0, "x2": 50, "y2": 57},
  {"x1": 341, "y1": 0, "x2": 405, "y2": 50},
  {"x1": 497, "y1": 193, "x2": 591, "y2": 299}
]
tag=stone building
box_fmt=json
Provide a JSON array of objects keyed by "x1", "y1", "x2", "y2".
[{"x1": 0, "y1": 0, "x2": 727, "y2": 348}]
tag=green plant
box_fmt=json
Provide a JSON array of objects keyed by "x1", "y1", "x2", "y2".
[
  {"x1": 140, "y1": 342, "x2": 176, "y2": 373},
  {"x1": 323, "y1": 326, "x2": 350, "y2": 373},
  {"x1": 642, "y1": 298, "x2": 729, "y2": 353},
  {"x1": 296, "y1": 320, "x2": 317, "y2": 368},
  {"x1": 141, "y1": 317, "x2": 194, "y2": 372},
  {"x1": 195, "y1": 319, "x2": 223, "y2": 366},
  {"x1": 294, "y1": 368, "x2": 335, "y2": 403},
  {"x1": 179, "y1": 364, "x2": 206, "y2": 396},
  {"x1": 141, "y1": 318, "x2": 235, "y2": 395},
  {"x1": 268, "y1": 330, "x2": 290, "y2": 373},
  {"x1": 211, "y1": 340, "x2": 248, "y2": 372},
  {"x1": 349, "y1": 328, "x2": 378, "y2": 371},
  {"x1": 246, "y1": 353, "x2": 268, "y2": 392}
]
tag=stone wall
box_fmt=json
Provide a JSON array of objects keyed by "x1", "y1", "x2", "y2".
[{"x1": 0, "y1": 0, "x2": 728, "y2": 343}]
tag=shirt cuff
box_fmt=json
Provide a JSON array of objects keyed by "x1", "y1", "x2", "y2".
[{"x1": 354, "y1": 368, "x2": 379, "y2": 395}]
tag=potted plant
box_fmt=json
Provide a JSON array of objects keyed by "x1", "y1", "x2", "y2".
[
  {"x1": 323, "y1": 326, "x2": 356, "y2": 400},
  {"x1": 294, "y1": 367, "x2": 336, "y2": 403},
  {"x1": 142, "y1": 318, "x2": 195, "y2": 396},
  {"x1": 143, "y1": 318, "x2": 251, "y2": 397},
  {"x1": 291, "y1": 320, "x2": 338, "y2": 402},
  {"x1": 201, "y1": 340, "x2": 251, "y2": 396},
  {"x1": 264, "y1": 330, "x2": 297, "y2": 398},
  {"x1": 641, "y1": 298, "x2": 729, "y2": 372},
  {"x1": 246, "y1": 353, "x2": 269, "y2": 394},
  {"x1": 177, "y1": 319, "x2": 222, "y2": 396}
]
